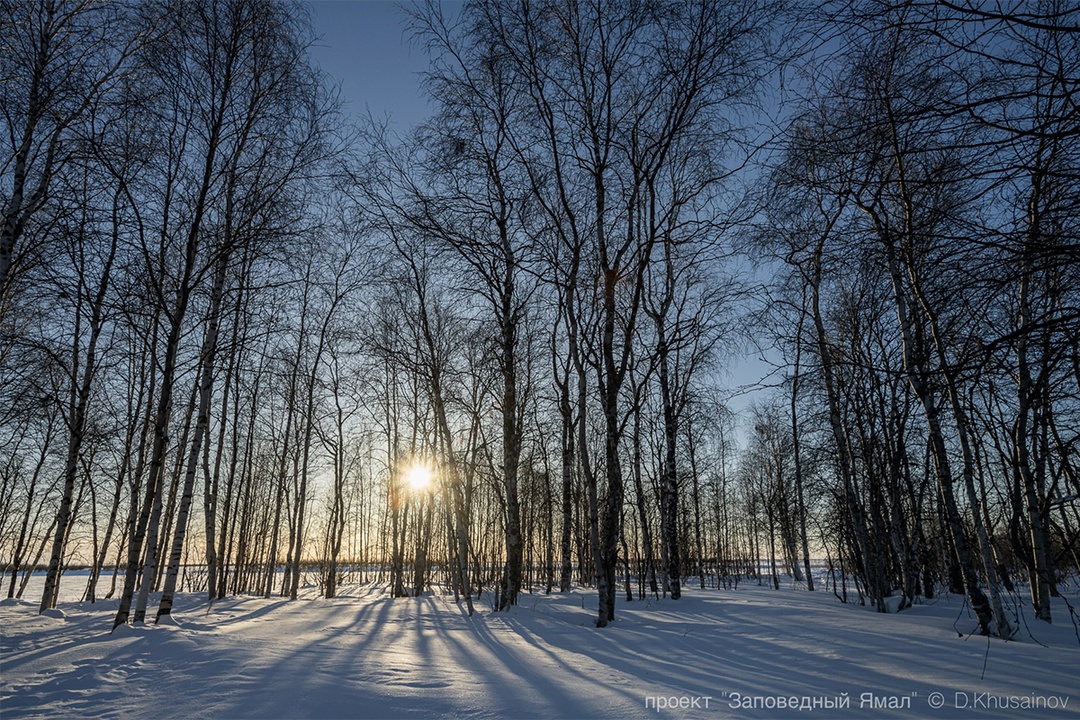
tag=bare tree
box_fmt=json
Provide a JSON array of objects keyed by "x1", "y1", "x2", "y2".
[
  {"x1": 461, "y1": 0, "x2": 777, "y2": 626},
  {"x1": 114, "y1": 0, "x2": 325, "y2": 628},
  {"x1": 0, "y1": 0, "x2": 144, "y2": 314}
]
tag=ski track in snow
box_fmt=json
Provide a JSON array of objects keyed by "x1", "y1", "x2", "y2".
[{"x1": 2, "y1": 576, "x2": 1079, "y2": 719}]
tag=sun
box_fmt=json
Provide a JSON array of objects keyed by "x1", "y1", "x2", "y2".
[{"x1": 405, "y1": 465, "x2": 432, "y2": 492}]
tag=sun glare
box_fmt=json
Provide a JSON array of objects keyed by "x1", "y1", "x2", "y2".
[{"x1": 406, "y1": 465, "x2": 432, "y2": 492}]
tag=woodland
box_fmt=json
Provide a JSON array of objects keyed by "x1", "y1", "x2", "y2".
[{"x1": 1, "y1": 0, "x2": 1078, "y2": 646}]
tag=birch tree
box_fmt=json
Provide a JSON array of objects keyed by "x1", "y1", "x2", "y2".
[
  {"x1": 115, "y1": 0, "x2": 324, "y2": 627},
  {"x1": 0, "y1": 0, "x2": 142, "y2": 313},
  {"x1": 465, "y1": 0, "x2": 777, "y2": 626}
]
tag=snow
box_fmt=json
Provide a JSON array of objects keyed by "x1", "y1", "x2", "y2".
[{"x1": 2, "y1": 575, "x2": 1078, "y2": 719}]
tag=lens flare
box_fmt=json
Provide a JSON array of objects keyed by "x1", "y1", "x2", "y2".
[{"x1": 406, "y1": 465, "x2": 432, "y2": 492}]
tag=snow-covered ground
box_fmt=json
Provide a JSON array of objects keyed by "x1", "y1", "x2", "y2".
[{"x1": 2, "y1": 574, "x2": 1078, "y2": 719}]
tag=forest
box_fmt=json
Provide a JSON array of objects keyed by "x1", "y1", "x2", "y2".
[{"x1": 1, "y1": 0, "x2": 1078, "y2": 645}]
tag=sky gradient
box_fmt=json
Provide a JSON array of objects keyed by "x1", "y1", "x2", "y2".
[
  {"x1": 307, "y1": 1, "x2": 435, "y2": 129},
  {"x1": 303, "y1": 0, "x2": 772, "y2": 410}
]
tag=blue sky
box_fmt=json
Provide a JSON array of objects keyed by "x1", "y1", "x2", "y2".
[
  {"x1": 303, "y1": 0, "x2": 773, "y2": 415},
  {"x1": 307, "y1": 1, "x2": 442, "y2": 129}
]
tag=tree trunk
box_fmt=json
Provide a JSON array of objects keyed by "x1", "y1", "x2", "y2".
[
  {"x1": 806, "y1": 242, "x2": 880, "y2": 610},
  {"x1": 40, "y1": 216, "x2": 119, "y2": 611},
  {"x1": 632, "y1": 404, "x2": 658, "y2": 597},
  {"x1": 657, "y1": 331, "x2": 681, "y2": 600},
  {"x1": 157, "y1": 253, "x2": 227, "y2": 619},
  {"x1": 1016, "y1": 178, "x2": 1054, "y2": 621},
  {"x1": 876, "y1": 234, "x2": 993, "y2": 634},
  {"x1": 558, "y1": 376, "x2": 575, "y2": 592},
  {"x1": 498, "y1": 296, "x2": 523, "y2": 609},
  {"x1": 791, "y1": 317, "x2": 814, "y2": 590}
]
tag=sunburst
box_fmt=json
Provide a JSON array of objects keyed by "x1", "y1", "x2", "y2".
[{"x1": 406, "y1": 465, "x2": 432, "y2": 492}]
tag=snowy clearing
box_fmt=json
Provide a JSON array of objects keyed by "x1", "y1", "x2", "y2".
[{"x1": 2, "y1": 576, "x2": 1079, "y2": 719}]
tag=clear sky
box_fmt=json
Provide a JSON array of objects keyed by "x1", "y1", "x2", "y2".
[
  {"x1": 304, "y1": 0, "x2": 774, "y2": 417},
  {"x1": 307, "y1": 1, "x2": 438, "y2": 129}
]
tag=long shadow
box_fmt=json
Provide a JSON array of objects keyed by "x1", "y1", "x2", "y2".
[
  {"x1": 212, "y1": 594, "x2": 409, "y2": 718},
  {"x1": 487, "y1": 588, "x2": 1080, "y2": 719},
  {"x1": 6, "y1": 583, "x2": 1077, "y2": 720},
  {"x1": 432, "y1": 597, "x2": 626, "y2": 717}
]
